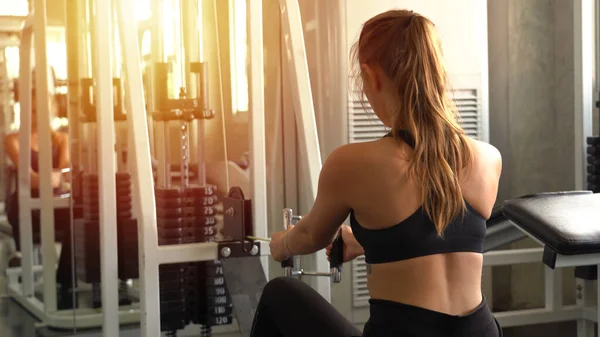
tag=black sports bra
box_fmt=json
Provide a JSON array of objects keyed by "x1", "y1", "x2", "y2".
[{"x1": 349, "y1": 130, "x2": 487, "y2": 264}]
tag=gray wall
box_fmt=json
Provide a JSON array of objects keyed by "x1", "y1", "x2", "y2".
[{"x1": 488, "y1": 0, "x2": 582, "y2": 336}]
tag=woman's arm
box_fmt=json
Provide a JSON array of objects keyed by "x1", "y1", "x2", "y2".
[
  {"x1": 4, "y1": 133, "x2": 63, "y2": 189},
  {"x1": 280, "y1": 146, "x2": 354, "y2": 257},
  {"x1": 55, "y1": 132, "x2": 71, "y2": 183}
]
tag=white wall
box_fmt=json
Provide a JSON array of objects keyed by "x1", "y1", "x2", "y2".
[{"x1": 345, "y1": 0, "x2": 488, "y2": 101}]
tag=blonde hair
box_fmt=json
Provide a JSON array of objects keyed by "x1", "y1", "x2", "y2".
[{"x1": 351, "y1": 10, "x2": 473, "y2": 236}]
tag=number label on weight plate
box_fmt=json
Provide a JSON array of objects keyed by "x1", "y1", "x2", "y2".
[
  {"x1": 213, "y1": 295, "x2": 227, "y2": 304},
  {"x1": 214, "y1": 316, "x2": 230, "y2": 325},
  {"x1": 204, "y1": 226, "x2": 216, "y2": 235},
  {"x1": 203, "y1": 196, "x2": 216, "y2": 206}
]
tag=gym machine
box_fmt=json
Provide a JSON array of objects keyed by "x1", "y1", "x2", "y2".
[
  {"x1": 105, "y1": 0, "x2": 342, "y2": 336},
  {"x1": 151, "y1": 58, "x2": 233, "y2": 336},
  {"x1": 5, "y1": 7, "x2": 76, "y2": 326}
]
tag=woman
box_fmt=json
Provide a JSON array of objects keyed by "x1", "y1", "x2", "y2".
[
  {"x1": 251, "y1": 9, "x2": 502, "y2": 337},
  {"x1": 4, "y1": 67, "x2": 74, "y2": 309}
]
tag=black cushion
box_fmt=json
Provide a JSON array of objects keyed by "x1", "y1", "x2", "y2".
[
  {"x1": 487, "y1": 206, "x2": 506, "y2": 227},
  {"x1": 503, "y1": 191, "x2": 599, "y2": 256}
]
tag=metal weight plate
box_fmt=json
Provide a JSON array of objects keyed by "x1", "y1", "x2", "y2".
[
  {"x1": 155, "y1": 187, "x2": 187, "y2": 199},
  {"x1": 587, "y1": 146, "x2": 600, "y2": 156},
  {"x1": 588, "y1": 165, "x2": 600, "y2": 175},
  {"x1": 587, "y1": 137, "x2": 600, "y2": 146},
  {"x1": 157, "y1": 216, "x2": 196, "y2": 228},
  {"x1": 156, "y1": 196, "x2": 196, "y2": 208},
  {"x1": 156, "y1": 206, "x2": 196, "y2": 218},
  {"x1": 158, "y1": 226, "x2": 196, "y2": 239},
  {"x1": 158, "y1": 236, "x2": 197, "y2": 245}
]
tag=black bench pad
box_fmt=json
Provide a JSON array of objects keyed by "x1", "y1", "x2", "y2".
[
  {"x1": 503, "y1": 191, "x2": 599, "y2": 256},
  {"x1": 487, "y1": 206, "x2": 507, "y2": 227}
]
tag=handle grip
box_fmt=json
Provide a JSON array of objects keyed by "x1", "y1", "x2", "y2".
[
  {"x1": 329, "y1": 234, "x2": 344, "y2": 271},
  {"x1": 330, "y1": 231, "x2": 343, "y2": 283},
  {"x1": 281, "y1": 256, "x2": 294, "y2": 269},
  {"x1": 281, "y1": 208, "x2": 294, "y2": 272}
]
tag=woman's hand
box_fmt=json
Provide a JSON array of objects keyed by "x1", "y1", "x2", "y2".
[
  {"x1": 51, "y1": 171, "x2": 63, "y2": 188},
  {"x1": 326, "y1": 225, "x2": 364, "y2": 263},
  {"x1": 269, "y1": 225, "x2": 294, "y2": 262}
]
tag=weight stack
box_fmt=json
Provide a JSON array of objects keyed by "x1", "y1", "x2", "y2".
[
  {"x1": 587, "y1": 137, "x2": 600, "y2": 193},
  {"x1": 74, "y1": 173, "x2": 134, "y2": 307},
  {"x1": 155, "y1": 186, "x2": 205, "y2": 334},
  {"x1": 189, "y1": 186, "x2": 234, "y2": 332},
  {"x1": 74, "y1": 173, "x2": 133, "y2": 283}
]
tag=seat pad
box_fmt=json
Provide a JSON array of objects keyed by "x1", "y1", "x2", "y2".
[{"x1": 503, "y1": 191, "x2": 600, "y2": 255}]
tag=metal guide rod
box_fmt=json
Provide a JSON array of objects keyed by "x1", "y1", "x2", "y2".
[
  {"x1": 93, "y1": 0, "x2": 119, "y2": 334},
  {"x1": 152, "y1": 0, "x2": 168, "y2": 187},
  {"x1": 177, "y1": 0, "x2": 186, "y2": 89},
  {"x1": 34, "y1": 0, "x2": 59, "y2": 313},
  {"x1": 278, "y1": 0, "x2": 329, "y2": 301},
  {"x1": 17, "y1": 19, "x2": 35, "y2": 298},
  {"x1": 248, "y1": 0, "x2": 269, "y2": 275},
  {"x1": 164, "y1": 121, "x2": 171, "y2": 187},
  {"x1": 114, "y1": 0, "x2": 160, "y2": 335},
  {"x1": 181, "y1": 121, "x2": 190, "y2": 187}
]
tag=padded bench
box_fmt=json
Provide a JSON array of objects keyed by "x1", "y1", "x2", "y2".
[
  {"x1": 502, "y1": 191, "x2": 600, "y2": 269},
  {"x1": 484, "y1": 206, "x2": 527, "y2": 252}
]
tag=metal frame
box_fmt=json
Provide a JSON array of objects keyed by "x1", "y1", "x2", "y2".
[
  {"x1": 92, "y1": 0, "x2": 119, "y2": 334},
  {"x1": 6, "y1": 0, "x2": 142, "y2": 330},
  {"x1": 574, "y1": 0, "x2": 594, "y2": 189},
  {"x1": 278, "y1": 0, "x2": 331, "y2": 301},
  {"x1": 11, "y1": 1, "x2": 60, "y2": 315},
  {"x1": 485, "y1": 221, "x2": 600, "y2": 337},
  {"x1": 115, "y1": 0, "x2": 272, "y2": 334},
  {"x1": 8, "y1": 0, "x2": 332, "y2": 334}
]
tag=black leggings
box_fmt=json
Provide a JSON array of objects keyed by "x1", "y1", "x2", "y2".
[
  {"x1": 7, "y1": 193, "x2": 74, "y2": 287},
  {"x1": 250, "y1": 277, "x2": 502, "y2": 337}
]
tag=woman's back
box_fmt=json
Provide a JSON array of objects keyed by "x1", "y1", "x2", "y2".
[{"x1": 346, "y1": 135, "x2": 501, "y2": 316}]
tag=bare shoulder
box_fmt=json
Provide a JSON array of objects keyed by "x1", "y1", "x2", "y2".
[
  {"x1": 323, "y1": 141, "x2": 376, "y2": 169},
  {"x1": 468, "y1": 138, "x2": 502, "y2": 175},
  {"x1": 322, "y1": 143, "x2": 363, "y2": 174},
  {"x1": 320, "y1": 142, "x2": 373, "y2": 185}
]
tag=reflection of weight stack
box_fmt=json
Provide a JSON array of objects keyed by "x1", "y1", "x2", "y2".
[
  {"x1": 74, "y1": 172, "x2": 134, "y2": 308},
  {"x1": 587, "y1": 137, "x2": 600, "y2": 193}
]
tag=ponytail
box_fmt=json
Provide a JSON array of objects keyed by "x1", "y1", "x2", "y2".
[{"x1": 355, "y1": 10, "x2": 473, "y2": 236}]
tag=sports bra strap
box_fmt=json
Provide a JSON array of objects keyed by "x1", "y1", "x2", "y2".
[{"x1": 385, "y1": 130, "x2": 415, "y2": 149}]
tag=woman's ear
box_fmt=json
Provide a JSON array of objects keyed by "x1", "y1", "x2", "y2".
[{"x1": 361, "y1": 64, "x2": 382, "y2": 92}]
